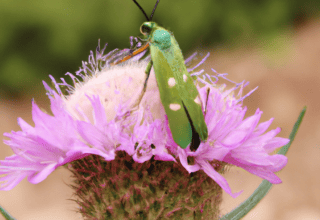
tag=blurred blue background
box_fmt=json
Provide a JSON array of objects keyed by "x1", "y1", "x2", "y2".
[{"x1": 0, "y1": 0, "x2": 319, "y2": 98}]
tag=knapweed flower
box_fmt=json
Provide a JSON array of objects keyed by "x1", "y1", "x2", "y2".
[{"x1": 1, "y1": 39, "x2": 289, "y2": 219}]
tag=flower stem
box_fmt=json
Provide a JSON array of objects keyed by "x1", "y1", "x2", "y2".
[{"x1": 0, "y1": 204, "x2": 16, "y2": 220}]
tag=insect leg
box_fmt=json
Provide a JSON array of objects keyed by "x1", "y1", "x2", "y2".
[
  {"x1": 113, "y1": 43, "x2": 150, "y2": 65},
  {"x1": 128, "y1": 60, "x2": 153, "y2": 111},
  {"x1": 143, "y1": 60, "x2": 153, "y2": 91},
  {"x1": 204, "y1": 87, "x2": 210, "y2": 116}
]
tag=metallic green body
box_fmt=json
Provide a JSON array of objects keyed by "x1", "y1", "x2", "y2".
[{"x1": 142, "y1": 22, "x2": 208, "y2": 149}]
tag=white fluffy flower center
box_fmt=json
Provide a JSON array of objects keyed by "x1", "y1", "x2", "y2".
[{"x1": 63, "y1": 62, "x2": 165, "y2": 123}]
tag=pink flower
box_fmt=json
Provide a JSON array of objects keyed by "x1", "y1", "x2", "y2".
[
  {"x1": 0, "y1": 92, "x2": 109, "y2": 190},
  {"x1": 178, "y1": 86, "x2": 289, "y2": 197},
  {"x1": 1, "y1": 40, "x2": 289, "y2": 198}
]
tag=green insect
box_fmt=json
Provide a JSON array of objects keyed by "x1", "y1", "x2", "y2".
[{"x1": 117, "y1": 0, "x2": 208, "y2": 150}]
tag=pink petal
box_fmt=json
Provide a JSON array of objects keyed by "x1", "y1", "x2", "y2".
[{"x1": 200, "y1": 161, "x2": 242, "y2": 198}]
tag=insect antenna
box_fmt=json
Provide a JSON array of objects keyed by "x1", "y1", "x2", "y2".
[
  {"x1": 150, "y1": 0, "x2": 160, "y2": 20},
  {"x1": 132, "y1": 0, "x2": 150, "y2": 21}
]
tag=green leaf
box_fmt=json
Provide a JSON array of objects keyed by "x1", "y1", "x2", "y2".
[
  {"x1": 220, "y1": 106, "x2": 306, "y2": 220},
  {"x1": 0, "y1": 204, "x2": 17, "y2": 220}
]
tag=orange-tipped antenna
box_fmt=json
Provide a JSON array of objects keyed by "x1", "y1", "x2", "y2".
[{"x1": 113, "y1": 42, "x2": 150, "y2": 65}]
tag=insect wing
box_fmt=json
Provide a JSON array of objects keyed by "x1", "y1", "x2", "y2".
[
  {"x1": 149, "y1": 43, "x2": 193, "y2": 148},
  {"x1": 170, "y1": 37, "x2": 208, "y2": 141},
  {"x1": 154, "y1": 33, "x2": 208, "y2": 142}
]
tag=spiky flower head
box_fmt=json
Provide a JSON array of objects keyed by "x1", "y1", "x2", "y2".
[{"x1": 1, "y1": 39, "x2": 289, "y2": 219}]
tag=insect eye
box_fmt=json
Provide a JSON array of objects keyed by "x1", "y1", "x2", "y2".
[{"x1": 140, "y1": 24, "x2": 152, "y2": 35}]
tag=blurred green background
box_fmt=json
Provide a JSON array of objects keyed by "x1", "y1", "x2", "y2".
[
  {"x1": 1, "y1": 1, "x2": 320, "y2": 219},
  {"x1": 0, "y1": 0, "x2": 319, "y2": 98}
]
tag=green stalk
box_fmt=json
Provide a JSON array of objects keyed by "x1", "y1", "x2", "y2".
[{"x1": 220, "y1": 106, "x2": 306, "y2": 220}]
